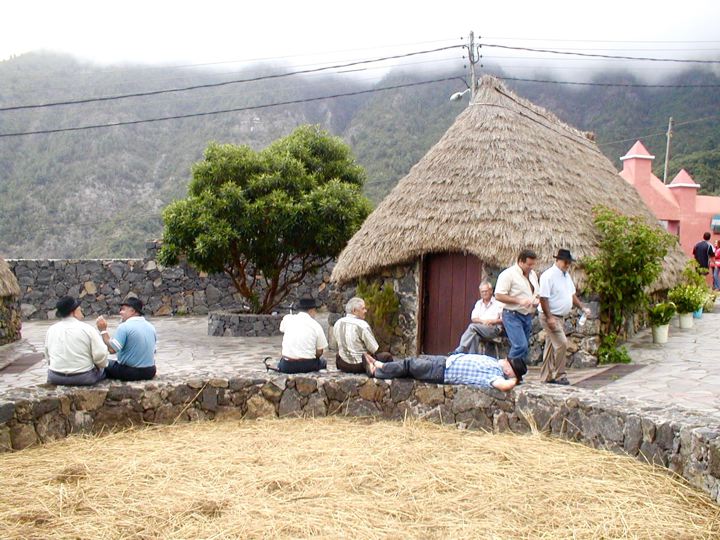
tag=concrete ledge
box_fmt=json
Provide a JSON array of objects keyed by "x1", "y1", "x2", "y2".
[
  {"x1": 0, "y1": 374, "x2": 718, "y2": 504},
  {"x1": 208, "y1": 311, "x2": 283, "y2": 336}
]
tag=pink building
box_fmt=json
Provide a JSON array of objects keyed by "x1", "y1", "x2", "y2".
[{"x1": 619, "y1": 141, "x2": 720, "y2": 257}]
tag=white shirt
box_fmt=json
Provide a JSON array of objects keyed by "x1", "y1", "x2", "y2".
[
  {"x1": 334, "y1": 314, "x2": 379, "y2": 364},
  {"x1": 495, "y1": 263, "x2": 540, "y2": 315},
  {"x1": 470, "y1": 297, "x2": 504, "y2": 323},
  {"x1": 280, "y1": 311, "x2": 328, "y2": 359},
  {"x1": 44, "y1": 317, "x2": 108, "y2": 374},
  {"x1": 538, "y1": 264, "x2": 576, "y2": 317}
]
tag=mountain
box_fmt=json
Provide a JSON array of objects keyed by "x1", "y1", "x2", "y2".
[{"x1": 1, "y1": 52, "x2": 718, "y2": 258}]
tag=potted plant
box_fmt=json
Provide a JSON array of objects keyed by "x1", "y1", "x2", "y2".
[
  {"x1": 668, "y1": 285, "x2": 705, "y2": 329},
  {"x1": 703, "y1": 291, "x2": 718, "y2": 314},
  {"x1": 647, "y1": 302, "x2": 676, "y2": 344}
]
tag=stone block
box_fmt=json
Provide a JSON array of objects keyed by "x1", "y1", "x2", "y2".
[
  {"x1": 303, "y1": 393, "x2": 327, "y2": 417},
  {"x1": 10, "y1": 424, "x2": 38, "y2": 450},
  {"x1": 293, "y1": 377, "x2": 318, "y2": 397},
  {"x1": 245, "y1": 395, "x2": 277, "y2": 419},
  {"x1": 451, "y1": 386, "x2": 495, "y2": 414},
  {"x1": 624, "y1": 415, "x2": 642, "y2": 455},
  {"x1": 107, "y1": 385, "x2": 144, "y2": 402},
  {"x1": 343, "y1": 398, "x2": 381, "y2": 418},
  {"x1": 93, "y1": 405, "x2": 144, "y2": 430},
  {"x1": 0, "y1": 426, "x2": 11, "y2": 452},
  {"x1": 261, "y1": 380, "x2": 285, "y2": 404},
  {"x1": 154, "y1": 403, "x2": 187, "y2": 424},
  {"x1": 0, "y1": 402, "x2": 15, "y2": 425},
  {"x1": 201, "y1": 388, "x2": 218, "y2": 412},
  {"x1": 69, "y1": 411, "x2": 94, "y2": 433},
  {"x1": 73, "y1": 389, "x2": 109, "y2": 411},
  {"x1": 168, "y1": 385, "x2": 197, "y2": 405},
  {"x1": 422, "y1": 404, "x2": 454, "y2": 425},
  {"x1": 414, "y1": 385, "x2": 445, "y2": 406},
  {"x1": 208, "y1": 378, "x2": 229, "y2": 389},
  {"x1": 35, "y1": 412, "x2": 67, "y2": 443},
  {"x1": 389, "y1": 379, "x2": 414, "y2": 403},
  {"x1": 278, "y1": 388, "x2": 304, "y2": 417},
  {"x1": 358, "y1": 379, "x2": 385, "y2": 402},
  {"x1": 214, "y1": 406, "x2": 244, "y2": 421}
]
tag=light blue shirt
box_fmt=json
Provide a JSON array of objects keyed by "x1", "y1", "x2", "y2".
[
  {"x1": 444, "y1": 354, "x2": 505, "y2": 389},
  {"x1": 110, "y1": 316, "x2": 157, "y2": 368}
]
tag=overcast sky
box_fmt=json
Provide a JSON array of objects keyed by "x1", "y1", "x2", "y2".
[{"x1": 2, "y1": 0, "x2": 719, "y2": 76}]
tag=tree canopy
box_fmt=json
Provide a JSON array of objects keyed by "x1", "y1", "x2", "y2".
[{"x1": 158, "y1": 125, "x2": 372, "y2": 313}]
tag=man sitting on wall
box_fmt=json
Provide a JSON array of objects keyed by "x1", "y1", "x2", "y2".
[
  {"x1": 45, "y1": 296, "x2": 108, "y2": 386},
  {"x1": 333, "y1": 296, "x2": 393, "y2": 374},
  {"x1": 452, "y1": 281, "x2": 504, "y2": 354},
  {"x1": 363, "y1": 352, "x2": 526, "y2": 392},
  {"x1": 96, "y1": 297, "x2": 158, "y2": 381},
  {"x1": 278, "y1": 296, "x2": 328, "y2": 374}
]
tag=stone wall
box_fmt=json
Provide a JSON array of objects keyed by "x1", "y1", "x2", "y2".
[
  {"x1": 208, "y1": 312, "x2": 284, "y2": 337},
  {"x1": 8, "y1": 242, "x2": 332, "y2": 320},
  {"x1": 0, "y1": 296, "x2": 21, "y2": 346},
  {"x1": 1, "y1": 374, "x2": 718, "y2": 503}
]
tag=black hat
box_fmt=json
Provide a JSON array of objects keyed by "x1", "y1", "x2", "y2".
[
  {"x1": 295, "y1": 296, "x2": 320, "y2": 311},
  {"x1": 554, "y1": 248, "x2": 576, "y2": 262},
  {"x1": 508, "y1": 357, "x2": 528, "y2": 383},
  {"x1": 56, "y1": 296, "x2": 81, "y2": 318},
  {"x1": 120, "y1": 297, "x2": 144, "y2": 315}
]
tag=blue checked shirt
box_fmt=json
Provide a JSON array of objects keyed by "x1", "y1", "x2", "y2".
[{"x1": 444, "y1": 354, "x2": 505, "y2": 389}]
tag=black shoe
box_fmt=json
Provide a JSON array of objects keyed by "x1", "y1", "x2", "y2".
[{"x1": 551, "y1": 377, "x2": 571, "y2": 386}]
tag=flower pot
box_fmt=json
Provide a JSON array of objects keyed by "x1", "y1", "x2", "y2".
[
  {"x1": 651, "y1": 324, "x2": 669, "y2": 344},
  {"x1": 678, "y1": 312, "x2": 694, "y2": 329},
  {"x1": 693, "y1": 308, "x2": 703, "y2": 319}
]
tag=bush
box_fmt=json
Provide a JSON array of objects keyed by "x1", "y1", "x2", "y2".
[
  {"x1": 597, "y1": 334, "x2": 632, "y2": 364},
  {"x1": 647, "y1": 302, "x2": 676, "y2": 326},
  {"x1": 355, "y1": 280, "x2": 400, "y2": 351},
  {"x1": 668, "y1": 284, "x2": 706, "y2": 314}
]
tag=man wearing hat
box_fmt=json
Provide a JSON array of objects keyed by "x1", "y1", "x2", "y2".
[
  {"x1": 45, "y1": 296, "x2": 108, "y2": 386},
  {"x1": 363, "y1": 352, "x2": 526, "y2": 392},
  {"x1": 278, "y1": 296, "x2": 328, "y2": 373},
  {"x1": 538, "y1": 249, "x2": 591, "y2": 385},
  {"x1": 96, "y1": 296, "x2": 157, "y2": 381}
]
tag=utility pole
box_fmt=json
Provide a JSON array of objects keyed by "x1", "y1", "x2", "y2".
[
  {"x1": 663, "y1": 117, "x2": 673, "y2": 184},
  {"x1": 467, "y1": 31, "x2": 480, "y2": 99}
]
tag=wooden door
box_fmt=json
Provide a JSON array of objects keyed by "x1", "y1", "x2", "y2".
[{"x1": 421, "y1": 253, "x2": 482, "y2": 354}]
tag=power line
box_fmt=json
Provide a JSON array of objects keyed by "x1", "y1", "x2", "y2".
[
  {"x1": 479, "y1": 43, "x2": 720, "y2": 64},
  {"x1": 598, "y1": 115, "x2": 720, "y2": 146},
  {"x1": 0, "y1": 76, "x2": 466, "y2": 138},
  {"x1": 0, "y1": 45, "x2": 464, "y2": 112},
  {"x1": 499, "y1": 76, "x2": 720, "y2": 88},
  {"x1": 483, "y1": 36, "x2": 720, "y2": 44}
]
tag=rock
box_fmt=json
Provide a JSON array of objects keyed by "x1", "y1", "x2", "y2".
[
  {"x1": 293, "y1": 377, "x2": 317, "y2": 396},
  {"x1": 107, "y1": 385, "x2": 144, "y2": 402},
  {"x1": 261, "y1": 380, "x2": 285, "y2": 404},
  {"x1": 73, "y1": 389, "x2": 108, "y2": 411},
  {"x1": 84, "y1": 281, "x2": 97, "y2": 294},
  {"x1": 10, "y1": 424, "x2": 38, "y2": 450},
  {"x1": 0, "y1": 402, "x2": 15, "y2": 424},
  {"x1": 245, "y1": 395, "x2": 277, "y2": 419},
  {"x1": 414, "y1": 385, "x2": 445, "y2": 406},
  {"x1": 214, "y1": 407, "x2": 244, "y2": 421},
  {"x1": 303, "y1": 393, "x2": 327, "y2": 417},
  {"x1": 0, "y1": 427, "x2": 11, "y2": 452},
  {"x1": 358, "y1": 379, "x2": 386, "y2": 402},
  {"x1": 390, "y1": 380, "x2": 414, "y2": 403},
  {"x1": 201, "y1": 388, "x2": 218, "y2": 412},
  {"x1": 35, "y1": 412, "x2": 67, "y2": 442},
  {"x1": 155, "y1": 305, "x2": 172, "y2": 316},
  {"x1": 451, "y1": 386, "x2": 495, "y2": 413},
  {"x1": 278, "y1": 388, "x2": 304, "y2": 417},
  {"x1": 154, "y1": 404, "x2": 187, "y2": 424},
  {"x1": 208, "y1": 378, "x2": 229, "y2": 389},
  {"x1": 69, "y1": 411, "x2": 94, "y2": 433},
  {"x1": 624, "y1": 415, "x2": 642, "y2": 455},
  {"x1": 343, "y1": 398, "x2": 381, "y2": 417}
]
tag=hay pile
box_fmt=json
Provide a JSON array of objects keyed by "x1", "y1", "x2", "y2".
[{"x1": 0, "y1": 418, "x2": 717, "y2": 539}]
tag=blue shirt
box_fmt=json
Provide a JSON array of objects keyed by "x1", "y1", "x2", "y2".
[
  {"x1": 444, "y1": 354, "x2": 505, "y2": 389},
  {"x1": 110, "y1": 316, "x2": 157, "y2": 368}
]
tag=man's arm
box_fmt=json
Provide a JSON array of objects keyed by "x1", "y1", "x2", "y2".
[
  {"x1": 539, "y1": 297, "x2": 559, "y2": 331},
  {"x1": 494, "y1": 293, "x2": 533, "y2": 309},
  {"x1": 491, "y1": 377, "x2": 517, "y2": 392},
  {"x1": 95, "y1": 316, "x2": 117, "y2": 354}
]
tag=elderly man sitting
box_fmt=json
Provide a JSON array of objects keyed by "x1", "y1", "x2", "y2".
[
  {"x1": 363, "y1": 352, "x2": 526, "y2": 392},
  {"x1": 278, "y1": 296, "x2": 328, "y2": 374},
  {"x1": 333, "y1": 297, "x2": 393, "y2": 374},
  {"x1": 45, "y1": 296, "x2": 108, "y2": 386},
  {"x1": 453, "y1": 281, "x2": 504, "y2": 355}
]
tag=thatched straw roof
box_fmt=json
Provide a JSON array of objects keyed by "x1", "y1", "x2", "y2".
[
  {"x1": 0, "y1": 257, "x2": 20, "y2": 298},
  {"x1": 333, "y1": 76, "x2": 686, "y2": 289}
]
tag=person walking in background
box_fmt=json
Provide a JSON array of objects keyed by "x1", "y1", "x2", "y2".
[
  {"x1": 538, "y1": 249, "x2": 591, "y2": 385},
  {"x1": 494, "y1": 249, "x2": 540, "y2": 366},
  {"x1": 45, "y1": 296, "x2": 108, "y2": 386},
  {"x1": 96, "y1": 297, "x2": 157, "y2": 381}
]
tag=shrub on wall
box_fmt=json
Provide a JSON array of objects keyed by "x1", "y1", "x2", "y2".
[{"x1": 355, "y1": 280, "x2": 400, "y2": 351}]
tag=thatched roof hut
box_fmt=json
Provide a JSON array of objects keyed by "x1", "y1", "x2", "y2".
[
  {"x1": 0, "y1": 257, "x2": 20, "y2": 298},
  {"x1": 332, "y1": 75, "x2": 686, "y2": 290}
]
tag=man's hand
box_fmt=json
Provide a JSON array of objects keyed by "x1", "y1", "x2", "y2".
[
  {"x1": 546, "y1": 315, "x2": 559, "y2": 331},
  {"x1": 96, "y1": 316, "x2": 107, "y2": 332}
]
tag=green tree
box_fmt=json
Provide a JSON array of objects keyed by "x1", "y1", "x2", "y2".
[
  {"x1": 584, "y1": 205, "x2": 676, "y2": 337},
  {"x1": 158, "y1": 125, "x2": 372, "y2": 313}
]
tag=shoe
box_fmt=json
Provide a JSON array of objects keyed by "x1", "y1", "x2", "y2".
[{"x1": 551, "y1": 377, "x2": 571, "y2": 385}]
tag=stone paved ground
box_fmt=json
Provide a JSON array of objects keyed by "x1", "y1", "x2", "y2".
[{"x1": 1, "y1": 309, "x2": 720, "y2": 416}]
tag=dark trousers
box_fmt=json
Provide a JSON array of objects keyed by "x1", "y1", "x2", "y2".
[
  {"x1": 336, "y1": 352, "x2": 394, "y2": 374},
  {"x1": 373, "y1": 356, "x2": 446, "y2": 383},
  {"x1": 278, "y1": 357, "x2": 327, "y2": 374},
  {"x1": 105, "y1": 360, "x2": 156, "y2": 381}
]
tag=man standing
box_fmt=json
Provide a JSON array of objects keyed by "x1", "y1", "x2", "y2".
[
  {"x1": 96, "y1": 297, "x2": 157, "y2": 381},
  {"x1": 278, "y1": 296, "x2": 328, "y2": 373},
  {"x1": 45, "y1": 296, "x2": 108, "y2": 386},
  {"x1": 453, "y1": 282, "x2": 503, "y2": 354},
  {"x1": 494, "y1": 249, "x2": 540, "y2": 366},
  {"x1": 333, "y1": 296, "x2": 392, "y2": 374},
  {"x1": 364, "y1": 352, "x2": 526, "y2": 392},
  {"x1": 538, "y1": 249, "x2": 591, "y2": 385},
  {"x1": 693, "y1": 232, "x2": 715, "y2": 278}
]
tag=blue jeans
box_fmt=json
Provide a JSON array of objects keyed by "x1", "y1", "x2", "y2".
[
  {"x1": 714, "y1": 267, "x2": 720, "y2": 290},
  {"x1": 502, "y1": 310, "x2": 533, "y2": 361}
]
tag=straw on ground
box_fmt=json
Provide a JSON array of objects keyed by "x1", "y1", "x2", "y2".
[{"x1": 0, "y1": 417, "x2": 717, "y2": 539}]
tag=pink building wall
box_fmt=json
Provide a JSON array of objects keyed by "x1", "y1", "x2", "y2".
[{"x1": 619, "y1": 141, "x2": 720, "y2": 258}]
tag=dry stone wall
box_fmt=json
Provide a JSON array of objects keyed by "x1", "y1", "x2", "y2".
[
  {"x1": 0, "y1": 296, "x2": 21, "y2": 346},
  {"x1": 8, "y1": 242, "x2": 332, "y2": 320},
  {"x1": 1, "y1": 374, "x2": 718, "y2": 504}
]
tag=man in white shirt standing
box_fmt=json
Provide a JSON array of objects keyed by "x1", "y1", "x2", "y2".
[
  {"x1": 333, "y1": 296, "x2": 393, "y2": 374},
  {"x1": 278, "y1": 296, "x2": 329, "y2": 373},
  {"x1": 538, "y1": 249, "x2": 591, "y2": 385},
  {"x1": 453, "y1": 282, "x2": 504, "y2": 354},
  {"x1": 494, "y1": 249, "x2": 540, "y2": 367},
  {"x1": 45, "y1": 296, "x2": 108, "y2": 386}
]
